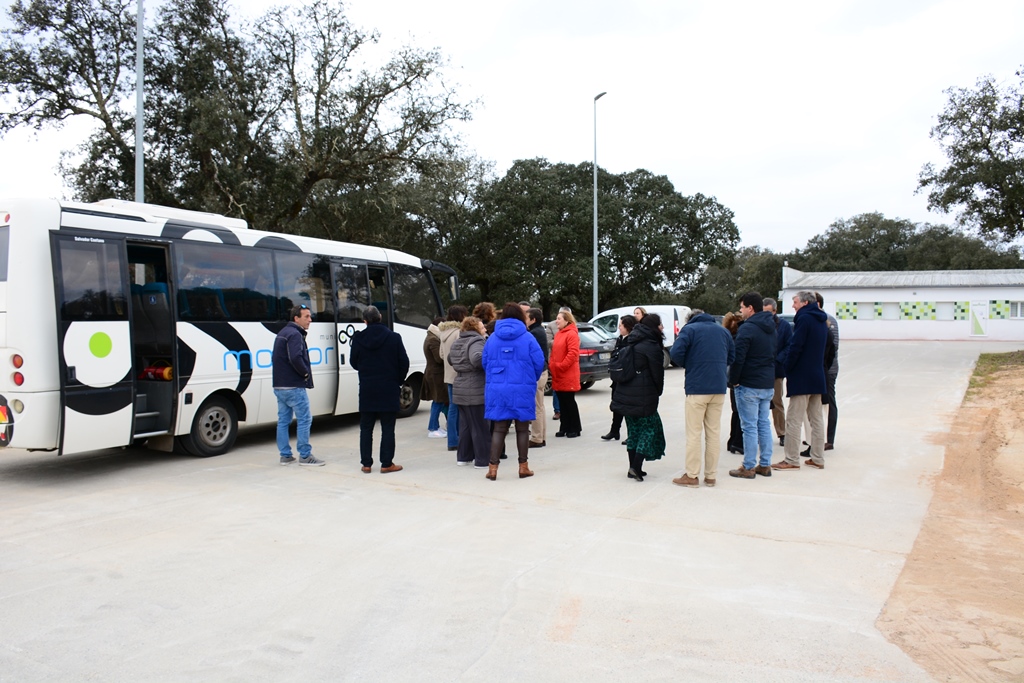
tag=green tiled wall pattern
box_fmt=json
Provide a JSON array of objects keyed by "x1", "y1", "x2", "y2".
[
  {"x1": 954, "y1": 302, "x2": 970, "y2": 320},
  {"x1": 874, "y1": 302, "x2": 883, "y2": 318},
  {"x1": 900, "y1": 301, "x2": 936, "y2": 320},
  {"x1": 835, "y1": 302, "x2": 856, "y2": 320},
  {"x1": 990, "y1": 300, "x2": 1010, "y2": 319}
]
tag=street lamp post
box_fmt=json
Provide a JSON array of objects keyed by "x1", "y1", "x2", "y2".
[
  {"x1": 134, "y1": 0, "x2": 144, "y2": 203},
  {"x1": 593, "y1": 91, "x2": 606, "y2": 319}
]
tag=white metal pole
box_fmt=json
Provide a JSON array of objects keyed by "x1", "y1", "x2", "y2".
[
  {"x1": 134, "y1": 0, "x2": 144, "y2": 203},
  {"x1": 592, "y1": 91, "x2": 606, "y2": 319}
]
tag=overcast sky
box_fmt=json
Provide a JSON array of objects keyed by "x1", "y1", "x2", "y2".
[{"x1": 1, "y1": 0, "x2": 1022, "y2": 252}]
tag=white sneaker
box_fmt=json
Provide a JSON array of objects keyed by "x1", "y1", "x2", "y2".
[
  {"x1": 456, "y1": 460, "x2": 470, "y2": 466},
  {"x1": 428, "y1": 429, "x2": 446, "y2": 438}
]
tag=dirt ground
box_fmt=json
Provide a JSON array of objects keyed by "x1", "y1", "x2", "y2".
[{"x1": 877, "y1": 357, "x2": 1024, "y2": 682}]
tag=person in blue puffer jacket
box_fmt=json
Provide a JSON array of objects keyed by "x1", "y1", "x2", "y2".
[{"x1": 481, "y1": 302, "x2": 545, "y2": 481}]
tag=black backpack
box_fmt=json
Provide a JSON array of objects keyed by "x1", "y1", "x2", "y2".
[{"x1": 608, "y1": 343, "x2": 637, "y2": 384}]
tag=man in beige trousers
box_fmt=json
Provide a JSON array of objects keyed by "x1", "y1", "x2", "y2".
[{"x1": 668, "y1": 309, "x2": 735, "y2": 488}]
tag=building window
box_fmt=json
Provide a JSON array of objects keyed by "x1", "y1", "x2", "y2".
[
  {"x1": 935, "y1": 302, "x2": 955, "y2": 321},
  {"x1": 1010, "y1": 302, "x2": 1024, "y2": 319},
  {"x1": 856, "y1": 302, "x2": 875, "y2": 320},
  {"x1": 881, "y1": 302, "x2": 899, "y2": 320}
]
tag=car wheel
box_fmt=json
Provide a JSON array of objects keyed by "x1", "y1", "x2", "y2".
[
  {"x1": 182, "y1": 395, "x2": 238, "y2": 457},
  {"x1": 544, "y1": 373, "x2": 553, "y2": 396},
  {"x1": 663, "y1": 349, "x2": 672, "y2": 369},
  {"x1": 580, "y1": 380, "x2": 595, "y2": 390},
  {"x1": 397, "y1": 376, "x2": 421, "y2": 418}
]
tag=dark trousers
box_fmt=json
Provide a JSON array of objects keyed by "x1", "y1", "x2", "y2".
[
  {"x1": 727, "y1": 387, "x2": 743, "y2": 451},
  {"x1": 825, "y1": 373, "x2": 838, "y2": 444},
  {"x1": 458, "y1": 403, "x2": 490, "y2": 467},
  {"x1": 490, "y1": 419, "x2": 530, "y2": 465},
  {"x1": 359, "y1": 411, "x2": 396, "y2": 467},
  {"x1": 555, "y1": 391, "x2": 581, "y2": 433}
]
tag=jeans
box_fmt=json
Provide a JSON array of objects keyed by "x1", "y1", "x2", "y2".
[
  {"x1": 428, "y1": 401, "x2": 447, "y2": 432},
  {"x1": 275, "y1": 388, "x2": 312, "y2": 458},
  {"x1": 552, "y1": 391, "x2": 560, "y2": 414},
  {"x1": 734, "y1": 385, "x2": 774, "y2": 469},
  {"x1": 446, "y1": 384, "x2": 460, "y2": 448}
]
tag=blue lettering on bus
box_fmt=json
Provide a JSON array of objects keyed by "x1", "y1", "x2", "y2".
[{"x1": 224, "y1": 347, "x2": 334, "y2": 371}]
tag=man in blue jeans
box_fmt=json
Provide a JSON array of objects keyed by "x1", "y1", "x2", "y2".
[
  {"x1": 272, "y1": 304, "x2": 325, "y2": 466},
  {"x1": 728, "y1": 292, "x2": 777, "y2": 480}
]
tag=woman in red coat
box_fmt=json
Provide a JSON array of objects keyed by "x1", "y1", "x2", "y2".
[{"x1": 550, "y1": 310, "x2": 582, "y2": 437}]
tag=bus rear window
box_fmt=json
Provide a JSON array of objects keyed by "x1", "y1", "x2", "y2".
[{"x1": 0, "y1": 227, "x2": 8, "y2": 281}]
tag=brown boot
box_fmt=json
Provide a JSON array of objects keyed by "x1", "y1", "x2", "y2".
[
  {"x1": 519, "y1": 461, "x2": 534, "y2": 478},
  {"x1": 486, "y1": 464, "x2": 498, "y2": 481}
]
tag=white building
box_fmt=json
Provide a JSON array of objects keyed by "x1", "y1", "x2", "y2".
[{"x1": 779, "y1": 267, "x2": 1024, "y2": 341}]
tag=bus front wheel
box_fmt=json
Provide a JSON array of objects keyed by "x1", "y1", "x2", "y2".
[{"x1": 183, "y1": 396, "x2": 238, "y2": 457}]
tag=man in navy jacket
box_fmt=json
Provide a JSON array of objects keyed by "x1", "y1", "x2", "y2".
[
  {"x1": 272, "y1": 305, "x2": 325, "y2": 466},
  {"x1": 727, "y1": 293, "x2": 778, "y2": 480},
  {"x1": 669, "y1": 309, "x2": 735, "y2": 488},
  {"x1": 351, "y1": 305, "x2": 410, "y2": 473},
  {"x1": 774, "y1": 291, "x2": 828, "y2": 471}
]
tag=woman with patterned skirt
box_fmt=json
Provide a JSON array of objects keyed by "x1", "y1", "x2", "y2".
[{"x1": 609, "y1": 313, "x2": 667, "y2": 481}]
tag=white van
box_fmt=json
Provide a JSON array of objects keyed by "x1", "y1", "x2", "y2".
[{"x1": 589, "y1": 304, "x2": 692, "y2": 367}]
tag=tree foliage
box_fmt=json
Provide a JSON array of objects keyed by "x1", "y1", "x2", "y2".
[
  {"x1": 451, "y1": 158, "x2": 739, "y2": 319},
  {"x1": 685, "y1": 247, "x2": 785, "y2": 314},
  {"x1": 919, "y1": 70, "x2": 1024, "y2": 242},
  {"x1": 789, "y1": 212, "x2": 1022, "y2": 272},
  {"x1": 0, "y1": 0, "x2": 476, "y2": 253}
]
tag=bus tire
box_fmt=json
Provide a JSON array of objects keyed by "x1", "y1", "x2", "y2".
[
  {"x1": 183, "y1": 396, "x2": 238, "y2": 457},
  {"x1": 397, "y1": 376, "x2": 421, "y2": 419}
]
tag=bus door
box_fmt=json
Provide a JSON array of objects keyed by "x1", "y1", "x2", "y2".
[
  {"x1": 332, "y1": 261, "x2": 389, "y2": 415},
  {"x1": 52, "y1": 234, "x2": 134, "y2": 454},
  {"x1": 125, "y1": 242, "x2": 176, "y2": 438}
]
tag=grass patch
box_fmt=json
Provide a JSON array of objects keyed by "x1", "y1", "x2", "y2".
[{"x1": 966, "y1": 350, "x2": 1024, "y2": 398}]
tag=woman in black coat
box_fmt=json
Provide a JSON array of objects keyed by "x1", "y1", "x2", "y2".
[
  {"x1": 601, "y1": 315, "x2": 636, "y2": 441},
  {"x1": 723, "y1": 311, "x2": 744, "y2": 455},
  {"x1": 609, "y1": 314, "x2": 667, "y2": 482}
]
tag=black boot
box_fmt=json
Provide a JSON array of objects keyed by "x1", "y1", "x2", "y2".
[
  {"x1": 627, "y1": 450, "x2": 644, "y2": 482},
  {"x1": 601, "y1": 431, "x2": 620, "y2": 441}
]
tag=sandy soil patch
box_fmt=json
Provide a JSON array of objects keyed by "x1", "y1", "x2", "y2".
[{"x1": 877, "y1": 357, "x2": 1024, "y2": 682}]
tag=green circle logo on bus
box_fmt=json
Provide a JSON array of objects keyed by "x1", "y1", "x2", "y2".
[{"x1": 89, "y1": 332, "x2": 113, "y2": 358}]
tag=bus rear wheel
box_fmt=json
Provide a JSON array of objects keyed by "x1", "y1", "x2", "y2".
[
  {"x1": 182, "y1": 396, "x2": 238, "y2": 457},
  {"x1": 397, "y1": 376, "x2": 421, "y2": 418}
]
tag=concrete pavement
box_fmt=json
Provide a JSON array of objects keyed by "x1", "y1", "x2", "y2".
[{"x1": 0, "y1": 340, "x2": 1018, "y2": 682}]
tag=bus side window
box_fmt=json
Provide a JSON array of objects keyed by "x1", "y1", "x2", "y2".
[
  {"x1": 57, "y1": 240, "x2": 127, "y2": 321},
  {"x1": 390, "y1": 264, "x2": 437, "y2": 329},
  {"x1": 335, "y1": 263, "x2": 370, "y2": 323},
  {"x1": 275, "y1": 252, "x2": 334, "y2": 322}
]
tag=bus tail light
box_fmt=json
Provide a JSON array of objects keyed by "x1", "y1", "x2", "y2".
[
  {"x1": 13, "y1": 372, "x2": 24, "y2": 386},
  {"x1": 11, "y1": 354, "x2": 23, "y2": 368}
]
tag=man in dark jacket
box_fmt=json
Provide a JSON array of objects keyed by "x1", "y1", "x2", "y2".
[
  {"x1": 351, "y1": 305, "x2": 410, "y2": 473},
  {"x1": 763, "y1": 297, "x2": 792, "y2": 446},
  {"x1": 526, "y1": 307, "x2": 549, "y2": 448},
  {"x1": 728, "y1": 292, "x2": 777, "y2": 480},
  {"x1": 669, "y1": 309, "x2": 735, "y2": 488},
  {"x1": 272, "y1": 305, "x2": 324, "y2": 466},
  {"x1": 774, "y1": 291, "x2": 828, "y2": 471}
]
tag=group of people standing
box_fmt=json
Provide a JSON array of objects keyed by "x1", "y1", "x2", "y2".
[
  {"x1": 422, "y1": 301, "x2": 591, "y2": 480},
  {"x1": 669, "y1": 290, "x2": 840, "y2": 486}
]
